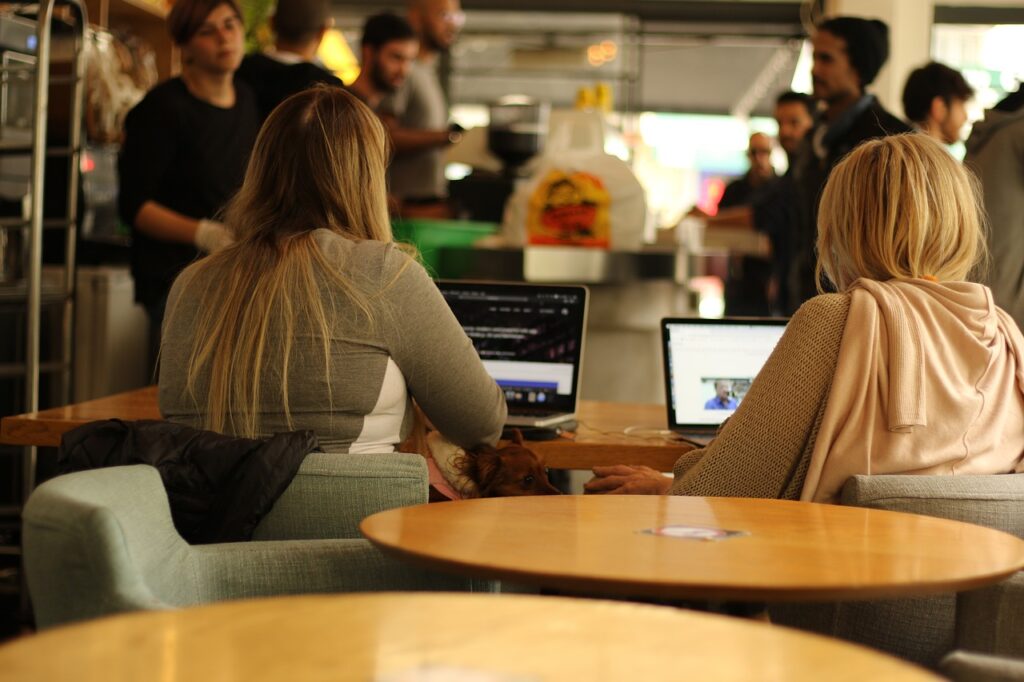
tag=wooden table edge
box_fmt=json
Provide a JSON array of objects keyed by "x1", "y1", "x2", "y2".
[
  {"x1": 362, "y1": 532, "x2": 1024, "y2": 602},
  {"x1": 361, "y1": 497, "x2": 1024, "y2": 602},
  {"x1": 0, "y1": 417, "x2": 67, "y2": 447}
]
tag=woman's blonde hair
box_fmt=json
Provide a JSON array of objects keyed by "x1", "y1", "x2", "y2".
[
  {"x1": 170, "y1": 86, "x2": 395, "y2": 437},
  {"x1": 816, "y1": 134, "x2": 988, "y2": 292}
]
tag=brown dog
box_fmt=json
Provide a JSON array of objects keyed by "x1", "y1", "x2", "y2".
[
  {"x1": 455, "y1": 429, "x2": 561, "y2": 497},
  {"x1": 401, "y1": 403, "x2": 560, "y2": 498}
]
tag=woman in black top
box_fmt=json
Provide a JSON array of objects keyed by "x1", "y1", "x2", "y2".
[{"x1": 118, "y1": 0, "x2": 258, "y2": 368}]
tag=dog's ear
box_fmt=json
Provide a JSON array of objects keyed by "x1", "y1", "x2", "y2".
[
  {"x1": 468, "y1": 446, "x2": 503, "y2": 495},
  {"x1": 510, "y1": 428, "x2": 525, "y2": 446}
]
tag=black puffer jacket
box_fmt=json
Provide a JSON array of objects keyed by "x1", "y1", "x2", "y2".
[{"x1": 59, "y1": 419, "x2": 319, "y2": 544}]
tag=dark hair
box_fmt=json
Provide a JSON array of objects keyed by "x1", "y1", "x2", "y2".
[
  {"x1": 816, "y1": 16, "x2": 889, "y2": 87},
  {"x1": 775, "y1": 90, "x2": 815, "y2": 117},
  {"x1": 902, "y1": 61, "x2": 975, "y2": 124},
  {"x1": 273, "y1": 0, "x2": 330, "y2": 44},
  {"x1": 361, "y1": 12, "x2": 417, "y2": 50},
  {"x1": 168, "y1": 0, "x2": 243, "y2": 46}
]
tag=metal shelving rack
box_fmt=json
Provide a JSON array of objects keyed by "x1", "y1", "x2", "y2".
[{"x1": 0, "y1": 0, "x2": 87, "y2": 613}]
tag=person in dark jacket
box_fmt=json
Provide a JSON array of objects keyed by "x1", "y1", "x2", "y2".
[
  {"x1": 235, "y1": 0, "x2": 343, "y2": 121},
  {"x1": 785, "y1": 16, "x2": 912, "y2": 313}
]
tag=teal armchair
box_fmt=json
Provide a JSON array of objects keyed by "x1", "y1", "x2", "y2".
[{"x1": 23, "y1": 453, "x2": 479, "y2": 629}]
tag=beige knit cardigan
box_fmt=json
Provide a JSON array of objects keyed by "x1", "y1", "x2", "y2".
[{"x1": 669, "y1": 293, "x2": 850, "y2": 499}]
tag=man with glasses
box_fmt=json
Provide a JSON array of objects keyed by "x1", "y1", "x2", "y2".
[
  {"x1": 712, "y1": 133, "x2": 778, "y2": 316},
  {"x1": 379, "y1": 0, "x2": 467, "y2": 218},
  {"x1": 719, "y1": 133, "x2": 777, "y2": 210}
]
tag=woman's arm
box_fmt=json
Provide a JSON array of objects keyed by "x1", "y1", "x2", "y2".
[
  {"x1": 381, "y1": 249, "x2": 507, "y2": 449},
  {"x1": 586, "y1": 294, "x2": 851, "y2": 497}
]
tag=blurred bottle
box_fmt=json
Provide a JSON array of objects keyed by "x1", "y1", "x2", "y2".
[
  {"x1": 594, "y1": 82, "x2": 613, "y2": 112},
  {"x1": 575, "y1": 85, "x2": 596, "y2": 110}
]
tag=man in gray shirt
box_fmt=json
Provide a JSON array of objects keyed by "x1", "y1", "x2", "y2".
[{"x1": 380, "y1": 0, "x2": 466, "y2": 217}]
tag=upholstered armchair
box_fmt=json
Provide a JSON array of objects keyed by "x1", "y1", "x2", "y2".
[
  {"x1": 23, "y1": 453, "x2": 480, "y2": 629},
  {"x1": 770, "y1": 474, "x2": 1024, "y2": 668}
]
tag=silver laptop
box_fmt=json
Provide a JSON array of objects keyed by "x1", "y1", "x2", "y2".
[
  {"x1": 439, "y1": 281, "x2": 589, "y2": 427},
  {"x1": 661, "y1": 317, "x2": 787, "y2": 443}
]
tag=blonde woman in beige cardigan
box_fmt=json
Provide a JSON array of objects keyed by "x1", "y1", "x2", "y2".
[{"x1": 586, "y1": 134, "x2": 1024, "y2": 501}]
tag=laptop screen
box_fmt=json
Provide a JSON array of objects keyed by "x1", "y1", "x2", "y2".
[
  {"x1": 438, "y1": 281, "x2": 588, "y2": 414},
  {"x1": 661, "y1": 318, "x2": 787, "y2": 429}
]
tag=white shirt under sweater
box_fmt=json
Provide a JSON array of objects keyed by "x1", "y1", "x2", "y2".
[{"x1": 158, "y1": 229, "x2": 507, "y2": 452}]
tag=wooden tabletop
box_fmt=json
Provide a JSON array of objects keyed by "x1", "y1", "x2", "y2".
[
  {"x1": 0, "y1": 593, "x2": 938, "y2": 681},
  {"x1": 361, "y1": 495, "x2": 1024, "y2": 602},
  {"x1": 0, "y1": 386, "x2": 690, "y2": 471}
]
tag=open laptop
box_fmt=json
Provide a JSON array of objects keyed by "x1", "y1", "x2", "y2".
[
  {"x1": 661, "y1": 317, "x2": 788, "y2": 444},
  {"x1": 438, "y1": 281, "x2": 588, "y2": 427}
]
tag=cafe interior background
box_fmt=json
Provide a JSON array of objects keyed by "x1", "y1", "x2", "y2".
[{"x1": 0, "y1": 0, "x2": 1023, "y2": 634}]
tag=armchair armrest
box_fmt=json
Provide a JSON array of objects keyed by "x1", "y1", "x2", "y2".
[{"x1": 941, "y1": 650, "x2": 1024, "y2": 682}]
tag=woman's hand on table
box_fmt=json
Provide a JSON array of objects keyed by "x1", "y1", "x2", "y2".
[{"x1": 584, "y1": 465, "x2": 673, "y2": 495}]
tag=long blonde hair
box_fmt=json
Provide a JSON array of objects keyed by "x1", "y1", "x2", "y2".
[
  {"x1": 816, "y1": 134, "x2": 988, "y2": 292},
  {"x1": 170, "y1": 86, "x2": 395, "y2": 437}
]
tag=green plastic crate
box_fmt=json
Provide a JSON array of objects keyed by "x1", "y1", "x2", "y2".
[{"x1": 391, "y1": 219, "x2": 499, "y2": 278}]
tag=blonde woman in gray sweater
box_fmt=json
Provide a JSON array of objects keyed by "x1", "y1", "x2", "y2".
[{"x1": 158, "y1": 86, "x2": 506, "y2": 453}]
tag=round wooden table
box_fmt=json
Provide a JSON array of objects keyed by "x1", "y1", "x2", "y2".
[
  {"x1": 0, "y1": 593, "x2": 939, "y2": 681},
  {"x1": 360, "y1": 495, "x2": 1024, "y2": 602}
]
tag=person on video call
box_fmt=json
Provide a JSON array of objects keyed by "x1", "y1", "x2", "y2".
[{"x1": 704, "y1": 380, "x2": 738, "y2": 410}]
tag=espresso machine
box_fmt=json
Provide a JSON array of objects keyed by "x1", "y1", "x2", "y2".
[{"x1": 449, "y1": 96, "x2": 549, "y2": 222}]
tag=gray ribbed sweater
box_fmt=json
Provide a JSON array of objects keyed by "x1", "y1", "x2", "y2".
[{"x1": 158, "y1": 229, "x2": 507, "y2": 451}]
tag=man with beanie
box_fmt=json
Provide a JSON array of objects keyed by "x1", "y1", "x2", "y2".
[
  {"x1": 236, "y1": 0, "x2": 342, "y2": 121},
  {"x1": 785, "y1": 16, "x2": 911, "y2": 313},
  {"x1": 965, "y1": 83, "x2": 1024, "y2": 327}
]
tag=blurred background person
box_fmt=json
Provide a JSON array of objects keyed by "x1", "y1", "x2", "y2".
[
  {"x1": 119, "y1": 0, "x2": 258, "y2": 372},
  {"x1": 719, "y1": 133, "x2": 776, "y2": 210},
  {"x1": 753, "y1": 90, "x2": 815, "y2": 314},
  {"x1": 717, "y1": 133, "x2": 777, "y2": 316},
  {"x1": 773, "y1": 90, "x2": 816, "y2": 159},
  {"x1": 902, "y1": 61, "x2": 974, "y2": 145},
  {"x1": 380, "y1": 0, "x2": 466, "y2": 218},
  {"x1": 348, "y1": 12, "x2": 419, "y2": 111},
  {"x1": 966, "y1": 82, "x2": 1024, "y2": 328},
  {"x1": 236, "y1": 0, "x2": 342, "y2": 122}
]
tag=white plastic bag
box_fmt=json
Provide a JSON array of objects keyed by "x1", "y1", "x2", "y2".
[{"x1": 502, "y1": 111, "x2": 648, "y2": 251}]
